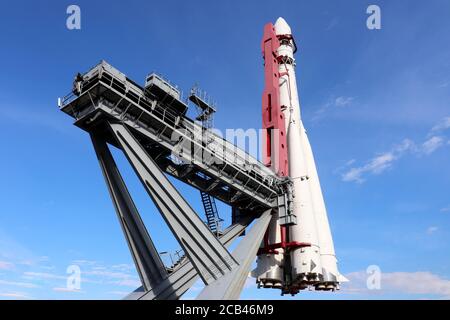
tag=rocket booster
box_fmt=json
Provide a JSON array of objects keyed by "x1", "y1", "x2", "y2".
[
  {"x1": 252, "y1": 22, "x2": 287, "y2": 289},
  {"x1": 254, "y1": 17, "x2": 345, "y2": 293},
  {"x1": 275, "y1": 16, "x2": 329, "y2": 288}
]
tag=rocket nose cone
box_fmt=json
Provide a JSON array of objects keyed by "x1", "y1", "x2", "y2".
[{"x1": 274, "y1": 17, "x2": 292, "y2": 35}]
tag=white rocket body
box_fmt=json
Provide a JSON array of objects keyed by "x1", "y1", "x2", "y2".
[
  {"x1": 274, "y1": 17, "x2": 342, "y2": 289},
  {"x1": 254, "y1": 17, "x2": 344, "y2": 293}
]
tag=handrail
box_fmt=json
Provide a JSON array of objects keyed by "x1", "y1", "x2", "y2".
[{"x1": 60, "y1": 62, "x2": 283, "y2": 196}]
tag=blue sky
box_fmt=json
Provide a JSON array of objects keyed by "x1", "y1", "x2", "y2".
[{"x1": 0, "y1": 0, "x2": 449, "y2": 299}]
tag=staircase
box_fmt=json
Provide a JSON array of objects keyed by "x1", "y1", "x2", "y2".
[
  {"x1": 165, "y1": 193, "x2": 222, "y2": 273},
  {"x1": 200, "y1": 191, "x2": 223, "y2": 236},
  {"x1": 167, "y1": 253, "x2": 188, "y2": 273}
]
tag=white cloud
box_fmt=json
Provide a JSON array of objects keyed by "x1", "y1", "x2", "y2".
[
  {"x1": 341, "y1": 154, "x2": 393, "y2": 183},
  {"x1": 109, "y1": 279, "x2": 141, "y2": 287},
  {"x1": 111, "y1": 264, "x2": 134, "y2": 272},
  {"x1": 421, "y1": 136, "x2": 444, "y2": 155},
  {"x1": 0, "y1": 292, "x2": 32, "y2": 299},
  {"x1": 431, "y1": 117, "x2": 450, "y2": 132},
  {"x1": 22, "y1": 271, "x2": 66, "y2": 280},
  {"x1": 366, "y1": 153, "x2": 396, "y2": 174},
  {"x1": 22, "y1": 270, "x2": 100, "y2": 286},
  {"x1": 342, "y1": 116, "x2": 450, "y2": 183},
  {"x1": 312, "y1": 96, "x2": 355, "y2": 121},
  {"x1": 342, "y1": 139, "x2": 414, "y2": 183},
  {"x1": 341, "y1": 168, "x2": 364, "y2": 183},
  {"x1": 53, "y1": 287, "x2": 84, "y2": 293},
  {"x1": 92, "y1": 266, "x2": 107, "y2": 271},
  {"x1": 335, "y1": 96, "x2": 354, "y2": 107},
  {"x1": 40, "y1": 265, "x2": 56, "y2": 271},
  {"x1": 71, "y1": 259, "x2": 99, "y2": 266},
  {"x1": 0, "y1": 279, "x2": 39, "y2": 289},
  {"x1": 0, "y1": 261, "x2": 14, "y2": 270},
  {"x1": 82, "y1": 267, "x2": 140, "y2": 287},
  {"x1": 83, "y1": 270, "x2": 134, "y2": 279},
  {"x1": 0, "y1": 248, "x2": 138, "y2": 298},
  {"x1": 440, "y1": 206, "x2": 450, "y2": 213},
  {"x1": 0, "y1": 229, "x2": 42, "y2": 267},
  {"x1": 343, "y1": 271, "x2": 450, "y2": 298},
  {"x1": 426, "y1": 226, "x2": 438, "y2": 235}
]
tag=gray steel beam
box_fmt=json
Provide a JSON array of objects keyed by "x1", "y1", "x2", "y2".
[
  {"x1": 126, "y1": 215, "x2": 255, "y2": 300},
  {"x1": 108, "y1": 122, "x2": 238, "y2": 285},
  {"x1": 61, "y1": 77, "x2": 281, "y2": 209},
  {"x1": 196, "y1": 209, "x2": 272, "y2": 300},
  {"x1": 91, "y1": 133, "x2": 168, "y2": 291}
]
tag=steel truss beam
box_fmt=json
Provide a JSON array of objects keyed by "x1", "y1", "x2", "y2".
[
  {"x1": 107, "y1": 121, "x2": 239, "y2": 285},
  {"x1": 196, "y1": 209, "x2": 272, "y2": 299},
  {"x1": 59, "y1": 60, "x2": 283, "y2": 212},
  {"x1": 91, "y1": 132, "x2": 167, "y2": 291},
  {"x1": 92, "y1": 125, "x2": 272, "y2": 300},
  {"x1": 128, "y1": 216, "x2": 256, "y2": 300}
]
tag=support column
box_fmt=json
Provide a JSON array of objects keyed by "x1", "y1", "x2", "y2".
[{"x1": 91, "y1": 133, "x2": 168, "y2": 291}]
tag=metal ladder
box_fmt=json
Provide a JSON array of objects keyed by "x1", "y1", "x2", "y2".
[{"x1": 200, "y1": 191, "x2": 222, "y2": 236}]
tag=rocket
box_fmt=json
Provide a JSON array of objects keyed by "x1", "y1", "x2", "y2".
[{"x1": 253, "y1": 17, "x2": 346, "y2": 294}]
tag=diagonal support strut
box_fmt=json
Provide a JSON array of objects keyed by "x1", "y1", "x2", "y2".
[
  {"x1": 107, "y1": 121, "x2": 239, "y2": 285},
  {"x1": 91, "y1": 132, "x2": 168, "y2": 291},
  {"x1": 127, "y1": 215, "x2": 255, "y2": 300},
  {"x1": 196, "y1": 209, "x2": 272, "y2": 300}
]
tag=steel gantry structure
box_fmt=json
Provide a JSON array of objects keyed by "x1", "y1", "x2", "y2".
[{"x1": 59, "y1": 61, "x2": 294, "y2": 300}]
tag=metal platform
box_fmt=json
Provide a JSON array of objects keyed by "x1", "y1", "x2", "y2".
[{"x1": 60, "y1": 61, "x2": 286, "y2": 212}]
